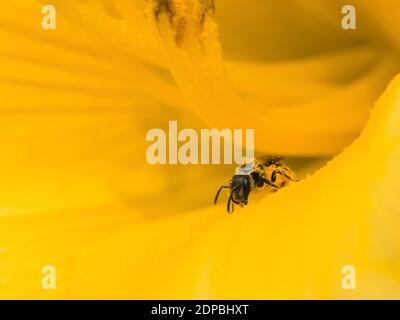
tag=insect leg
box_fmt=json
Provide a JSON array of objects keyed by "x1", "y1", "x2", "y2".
[
  {"x1": 214, "y1": 186, "x2": 231, "y2": 204},
  {"x1": 273, "y1": 170, "x2": 299, "y2": 182},
  {"x1": 261, "y1": 177, "x2": 279, "y2": 188},
  {"x1": 227, "y1": 187, "x2": 238, "y2": 213}
]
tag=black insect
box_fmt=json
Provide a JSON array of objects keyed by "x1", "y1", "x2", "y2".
[{"x1": 214, "y1": 157, "x2": 297, "y2": 213}]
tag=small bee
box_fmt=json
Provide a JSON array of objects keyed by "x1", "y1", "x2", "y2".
[{"x1": 214, "y1": 157, "x2": 298, "y2": 213}]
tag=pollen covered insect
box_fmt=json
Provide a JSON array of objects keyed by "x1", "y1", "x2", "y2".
[{"x1": 214, "y1": 157, "x2": 298, "y2": 213}]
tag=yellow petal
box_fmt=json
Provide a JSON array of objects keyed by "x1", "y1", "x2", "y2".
[
  {"x1": 1, "y1": 74, "x2": 399, "y2": 299},
  {"x1": 149, "y1": 0, "x2": 399, "y2": 155}
]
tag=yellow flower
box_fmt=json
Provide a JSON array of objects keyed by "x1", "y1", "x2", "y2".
[{"x1": 0, "y1": 0, "x2": 399, "y2": 299}]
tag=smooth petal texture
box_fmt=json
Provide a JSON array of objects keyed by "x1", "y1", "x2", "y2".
[
  {"x1": 0, "y1": 0, "x2": 207, "y2": 217},
  {"x1": 1, "y1": 75, "x2": 399, "y2": 299},
  {"x1": 148, "y1": 0, "x2": 399, "y2": 155},
  {"x1": 23, "y1": 0, "x2": 398, "y2": 155},
  {"x1": 0, "y1": 0, "x2": 400, "y2": 299}
]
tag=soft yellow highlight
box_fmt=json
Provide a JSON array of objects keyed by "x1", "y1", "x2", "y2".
[{"x1": 0, "y1": 0, "x2": 399, "y2": 299}]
